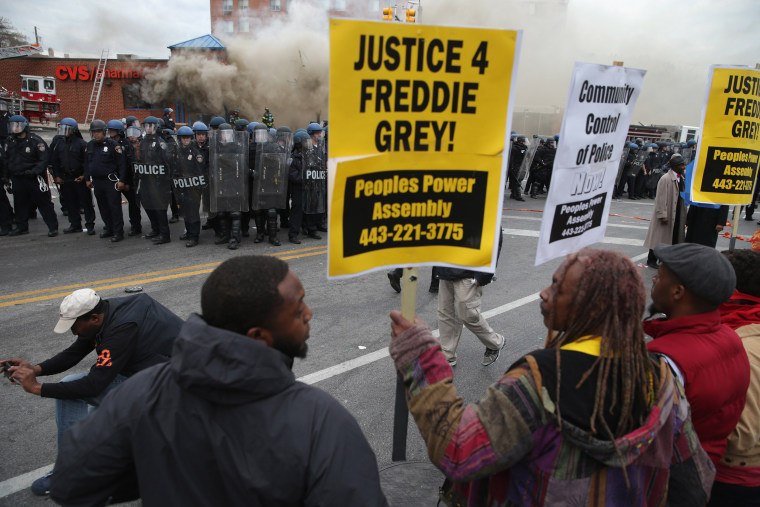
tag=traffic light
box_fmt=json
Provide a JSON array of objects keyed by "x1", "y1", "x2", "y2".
[
  {"x1": 382, "y1": 7, "x2": 393, "y2": 20},
  {"x1": 405, "y1": 8, "x2": 415, "y2": 22}
]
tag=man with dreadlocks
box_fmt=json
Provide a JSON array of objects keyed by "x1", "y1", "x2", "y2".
[{"x1": 388, "y1": 248, "x2": 714, "y2": 506}]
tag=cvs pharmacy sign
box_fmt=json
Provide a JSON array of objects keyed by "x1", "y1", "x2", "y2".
[{"x1": 55, "y1": 66, "x2": 142, "y2": 81}]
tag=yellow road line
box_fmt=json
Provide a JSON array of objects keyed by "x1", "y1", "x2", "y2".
[{"x1": 0, "y1": 248, "x2": 327, "y2": 308}]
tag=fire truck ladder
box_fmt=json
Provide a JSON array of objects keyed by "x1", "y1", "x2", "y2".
[{"x1": 84, "y1": 49, "x2": 109, "y2": 125}]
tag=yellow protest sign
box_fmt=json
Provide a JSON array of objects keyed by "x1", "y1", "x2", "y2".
[
  {"x1": 328, "y1": 19, "x2": 520, "y2": 278},
  {"x1": 691, "y1": 66, "x2": 760, "y2": 205}
]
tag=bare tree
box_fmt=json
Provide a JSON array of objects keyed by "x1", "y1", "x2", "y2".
[{"x1": 0, "y1": 18, "x2": 30, "y2": 48}]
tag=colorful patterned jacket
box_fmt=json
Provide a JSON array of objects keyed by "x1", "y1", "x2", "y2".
[{"x1": 390, "y1": 324, "x2": 715, "y2": 506}]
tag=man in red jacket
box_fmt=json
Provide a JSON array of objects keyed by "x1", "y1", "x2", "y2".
[{"x1": 645, "y1": 242, "x2": 750, "y2": 468}]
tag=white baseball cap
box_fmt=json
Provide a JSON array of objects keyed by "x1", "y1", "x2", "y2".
[{"x1": 54, "y1": 289, "x2": 101, "y2": 334}]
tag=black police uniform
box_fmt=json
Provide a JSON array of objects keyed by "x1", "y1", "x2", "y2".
[
  {"x1": 529, "y1": 144, "x2": 556, "y2": 198},
  {"x1": 508, "y1": 141, "x2": 527, "y2": 200},
  {"x1": 5, "y1": 131, "x2": 58, "y2": 234},
  {"x1": 161, "y1": 115, "x2": 176, "y2": 131},
  {"x1": 174, "y1": 141, "x2": 206, "y2": 243},
  {"x1": 85, "y1": 137, "x2": 127, "y2": 239},
  {"x1": 0, "y1": 145, "x2": 14, "y2": 233},
  {"x1": 113, "y1": 135, "x2": 142, "y2": 234},
  {"x1": 51, "y1": 133, "x2": 96, "y2": 232},
  {"x1": 0, "y1": 111, "x2": 10, "y2": 145}
]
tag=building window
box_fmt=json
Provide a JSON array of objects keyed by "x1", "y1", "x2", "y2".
[
  {"x1": 334, "y1": 0, "x2": 346, "y2": 10},
  {"x1": 239, "y1": 0, "x2": 248, "y2": 9},
  {"x1": 270, "y1": 0, "x2": 281, "y2": 10},
  {"x1": 239, "y1": 19, "x2": 250, "y2": 32},
  {"x1": 368, "y1": 0, "x2": 380, "y2": 11},
  {"x1": 224, "y1": 20, "x2": 234, "y2": 33},
  {"x1": 122, "y1": 83, "x2": 154, "y2": 110},
  {"x1": 222, "y1": 0, "x2": 233, "y2": 14}
]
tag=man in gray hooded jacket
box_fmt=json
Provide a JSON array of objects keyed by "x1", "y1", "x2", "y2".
[{"x1": 50, "y1": 255, "x2": 387, "y2": 506}]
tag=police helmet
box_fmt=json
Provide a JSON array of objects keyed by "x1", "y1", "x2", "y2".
[
  {"x1": 90, "y1": 119, "x2": 107, "y2": 133},
  {"x1": 9, "y1": 115, "x2": 29, "y2": 134},
  {"x1": 686, "y1": 139, "x2": 697, "y2": 147},
  {"x1": 157, "y1": 118, "x2": 165, "y2": 130},
  {"x1": 125, "y1": 115, "x2": 139, "y2": 127},
  {"x1": 192, "y1": 121, "x2": 209, "y2": 132},
  {"x1": 276, "y1": 126, "x2": 291, "y2": 134},
  {"x1": 163, "y1": 128, "x2": 175, "y2": 135},
  {"x1": 246, "y1": 121, "x2": 259, "y2": 133},
  {"x1": 177, "y1": 126, "x2": 194, "y2": 136},
  {"x1": 269, "y1": 128, "x2": 277, "y2": 137},
  {"x1": 554, "y1": 134, "x2": 560, "y2": 141},
  {"x1": 126, "y1": 125, "x2": 142, "y2": 139},
  {"x1": 635, "y1": 137, "x2": 644, "y2": 145},
  {"x1": 209, "y1": 116, "x2": 226, "y2": 129},
  {"x1": 142, "y1": 116, "x2": 160, "y2": 135},
  {"x1": 516, "y1": 135, "x2": 527, "y2": 143},
  {"x1": 545, "y1": 138, "x2": 555, "y2": 147},
  {"x1": 234, "y1": 119, "x2": 249, "y2": 131},
  {"x1": 295, "y1": 128, "x2": 308, "y2": 136},
  {"x1": 107, "y1": 119, "x2": 125, "y2": 133},
  {"x1": 218, "y1": 122, "x2": 234, "y2": 143},
  {"x1": 307, "y1": 122, "x2": 323, "y2": 135},
  {"x1": 650, "y1": 143, "x2": 659, "y2": 149},
  {"x1": 629, "y1": 142, "x2": 639, "y2": 150},
  {"x1": 253, "y1": 122, "x2": 268, "y2": 143},
  {"x1": 293, "y1": 131, "x2": 310, "y2": 148},
  {"x1": 510, "y1": 133, "x2": 518, "y2": 140},
  {"x1": 58, "y1": 117, "x2": 78, "y2": 137},
  {"x1": 164, "y1": 107, "x2": 173, "y2": 114}
]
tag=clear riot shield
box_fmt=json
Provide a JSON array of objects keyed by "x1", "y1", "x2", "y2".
[
  {"x1": 252, "y1": 132, "x2": 291, "y2": 210},
  {"x1": 303, "y1": 137, "x2": 327, "y2": 214},
  {"x1": 172, "y1": 144, "x2": 206, "y2": 223},
  {"x1": 615, "y1": 146, "x2": 630, "y2": 189},
  {"x1": 134, "y1": 135, "x2": 173, "y2": 210},
  {"x1": 681, "y1": 147, "x2": 695, "y2": 165},
  {"x1": 518, "y1": 140, "x2": 538, "y2": 183},
  {"x1": 634, "y1": 149, "x2": 647, "y2": 171},
  {"x1": 209, "y1": 130, "x2": 249, "y2": 213}
]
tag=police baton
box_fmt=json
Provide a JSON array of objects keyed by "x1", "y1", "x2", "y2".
[{"x1": 391, "y1": 267, "x2": 418, "y2": 462}]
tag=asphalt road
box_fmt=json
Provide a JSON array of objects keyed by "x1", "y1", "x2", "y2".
[{"x1": 0, "y1": 133, "x2": 757, "y2": 505}]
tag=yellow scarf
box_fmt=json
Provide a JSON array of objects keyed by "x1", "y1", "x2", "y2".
[{"x1": 559, "y1": 335, "x2": 602, "y2": 356}]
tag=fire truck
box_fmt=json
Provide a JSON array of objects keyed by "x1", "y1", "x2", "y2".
[{"x1": 0, "y1": 74, "x2": 61, "y2": 124}]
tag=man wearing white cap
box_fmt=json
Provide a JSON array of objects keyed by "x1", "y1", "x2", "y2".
[{"x1": 3, "y1": 288, "x2": 182, "y2": 496}]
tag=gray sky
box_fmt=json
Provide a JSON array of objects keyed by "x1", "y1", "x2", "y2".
[
  {"x1": 3, "y1": 0, "x2": 211, "y2": 59},
  {"x1": 4, "y1": 0, "x2": 759, "y2": 126}
]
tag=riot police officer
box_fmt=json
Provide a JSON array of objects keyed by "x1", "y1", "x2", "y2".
[
  {"x1": 135, "y1": 116, "x2": 173, "y2": 244},
  {"x1": 174, "y1": 126, "x2": 207, "y2": 247},
  {"x1": 209, "y1": 123, "x2": 248, "y2": 250},
  {"x1": 51, "y1": 118, "x2": 95, "y2": 234},
  {"x1": 529, "y1": 137, "x2": 556, "y2": 198},
  {"x1": 251, "y1": 124, "x2": 291, "y2": 246},
  {"x1": 508, "y1": 136, "x2": 527, "y2": 201},
  {"x1": 5, "y1": 115, "x2": 59, "y2": 236},
  {"x1": 0, "y1": 130, "x2": 15, "y2": 235},
  {"x1": 85, "y1": 120, "x2": 127, "y2": 242},
  {"x1": 288, "y1": 131, "x2": 309, "y2": 244},
  {"x1": 191, "y1": 121, "x2": 213, "y2": 234},
  {"x1": 107, "y1": 119, "x2": 142, "y2": 235},
  {"x1": 209, "y1": 116, "x2": 225, "y2": 131},
  {"x1": 616, "y1": 143, "x2": 642, "y2": 199},
  {"x1": 304, "y1": 122, "x2": 327, "y2": 237}
]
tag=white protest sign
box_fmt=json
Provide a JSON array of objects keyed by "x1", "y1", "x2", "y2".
[{"x1": 535, "y1": 63, "x2": 646, "y2": 265}]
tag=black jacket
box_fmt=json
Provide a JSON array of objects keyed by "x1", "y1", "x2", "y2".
[
  {"x1": 50, "y1": 314, "x2": 388, "y2": 507},
  {"x1": 51, "y1": 134, "x2": 87, "y2": 180},
  {"x1": 38, "y1": 294, "x2": 182, "y2": 400},
  {"x1": 5, "y1": 132, "x2": 49, "y2": 177},
  {"x1": 84, "y1": 137, "x2": 127, "y2": 181}
]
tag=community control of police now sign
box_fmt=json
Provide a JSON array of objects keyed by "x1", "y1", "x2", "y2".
[
  {"x1": 535, "y1": 63, "x2": 645, "y2": 266},
  {"x1": 327, "y1": 19, "x2": 521, "y2": 278},
  {"x1": 690, "y1": 65, "x2": 760, "y2": 206}
]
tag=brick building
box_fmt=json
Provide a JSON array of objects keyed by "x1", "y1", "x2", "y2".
[{"x1": 0, "y1": 55, "x2": 169, "y2": 126}]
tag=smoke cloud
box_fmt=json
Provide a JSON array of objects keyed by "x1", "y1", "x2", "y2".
[
  {"x1": 138, "y1": 0, "x2": 759, "y2": 132},
  {"x1": 139, "y1": 0, "x2": 330, "y2": 128}
]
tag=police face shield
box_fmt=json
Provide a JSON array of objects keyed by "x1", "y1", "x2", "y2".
[
  {"x1": 9, "y1": 121, "x2": 26, "y2": 134},
  {"x1": 126, "y1": 126, "x2": 142, "y2": 139},
  {"x1": 143, "y1": 123, "x2": 157, "y2": 135},
  {"x1": 58, "y1": 124, "x2": 75, "y2": 137},
  {"x1": 254, "y1": 129, "x2": 268, "y2": 144},
  {"x1": 276, "y1": 131, "x2": 293, "y2": 152},
  {"x1": 219, "y1": 129, "x2": 234, "y2": 144}
]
